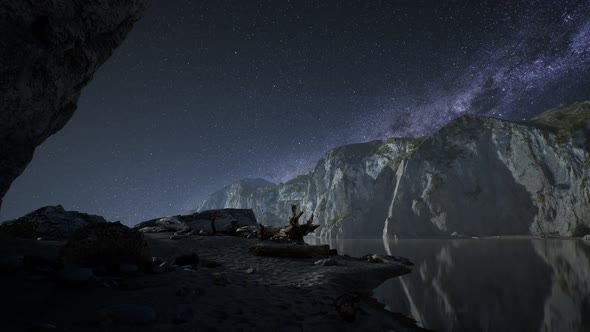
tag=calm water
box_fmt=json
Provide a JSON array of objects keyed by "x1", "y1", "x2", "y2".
[{"x1": 307, "y1": 237, "x2": 590, "y2": 332}]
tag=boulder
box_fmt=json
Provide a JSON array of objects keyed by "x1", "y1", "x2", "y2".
[
  {"x1": 0, "y1": 205, "x2": 106, "y2": 239},
  {"x1": 60, "y1": 222, "x2": 151, "y2": 270},
  {"x1": 135, "y1": 209, "x2": 258, "y2": 235},
  {"x1": 137, "y1": 216, "x2": 188, "y2": 233}
]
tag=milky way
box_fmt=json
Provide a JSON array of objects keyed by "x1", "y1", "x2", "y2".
[
  {"x1": 1, "y1": 0, "x2": 589, "y2": 224},
  {"x1": 356, "y1": 0, "x2": 590, "y2": 139}
]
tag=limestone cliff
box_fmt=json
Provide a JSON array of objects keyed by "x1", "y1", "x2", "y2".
[
  {"x1": 200, "y1": 102, "x2": 590, "y2": 238},
  {"x1": 0, "y1": 0, "x2": 148, "y2": 209}
]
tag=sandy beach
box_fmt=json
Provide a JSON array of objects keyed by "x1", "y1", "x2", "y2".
[{"x1": 0, "y1": 233, "x2": 427, "y2": 332}]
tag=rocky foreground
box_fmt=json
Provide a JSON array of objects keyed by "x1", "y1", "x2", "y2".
[{"x1": 0, "y1": 230, "x2": 424, "y2": 332}]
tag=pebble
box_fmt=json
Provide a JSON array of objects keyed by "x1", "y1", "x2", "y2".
[
  {"x1": 101, "y1": 304, "x2": 157, "y2": 325},
  {"x1": 367, "y1": 254, "x2": 385, "y2": 263},
  {"x1": 314, "y1": 258, "x2": 338, "y2": 266},
  {"x1": 244, "y1": 267, "x2": 256, "y2": 274},
  {"x1": 153, "y1": 261, "x2": 172, "y2": 273}
]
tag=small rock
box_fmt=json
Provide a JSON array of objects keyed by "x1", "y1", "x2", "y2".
[
  {"x1": 151, "y1": 257, "x2": 171, "y2": 273},
  {"x1": 153, "y1": 261, "x2": 172, "y2": 273},
  {"x1": 36, "y1": 237, "x2": 56, "y2": 241},
  {"x1": 169, "y1": 234, "x2": 188, "y2": 240},
  {"x1": 212, "y1": 273, "x2": 229, "y2": 286},
  {"x1": 244, "y1": 267, "x2": 256, "y2": 274},
  {"x1": 174, "y1": 252, "x2": 200, "y2": 267},
  {"x1": 367, "y1": 254, "x2": 385, "y2": 263},
  {"x1": 314, "y1": 258, "x2": 338, "y2": 266},
  {"x1": 174, "y1": 230, "x2": 190, "y2": 236},
  {"x1": 199, "y1": 230, "x2": 208, "y2": 235},
  {"x1": 583, "y1": 234, "x2": 590, "y2": 241},
  {"x1": 101, "y1": 304, "x2": 157, "y2": 325}
]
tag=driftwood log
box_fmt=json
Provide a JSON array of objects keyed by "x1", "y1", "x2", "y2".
[
  {"x1": 249, "y1": 242, "x2": 331, "y2": 258},
  {"x1": 258, "y1": 204, "x2": 320, "y2": 242}
]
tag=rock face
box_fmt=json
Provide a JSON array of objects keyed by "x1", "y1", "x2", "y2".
[
  {"x1": 200, "y1": 102, "x2": 590, "y2": 238},
  {"x1": 0, "y1": 205, "x2": 106, "y2": 239},
  {"x1": 134, "y1": 209, "x2": 258, "y2": 234},
  {"x1": 0, "y1": 0, "x2": 147, "y2": 209},
  {"x1": 198, "y1": 178, "x2": 275, "y2": 211}
]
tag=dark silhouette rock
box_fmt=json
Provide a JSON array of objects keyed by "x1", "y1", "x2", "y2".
[
  {"x1": 0, "y1": 205, "x2": 106, "y2": 239},
  {"x1": 135, "y1": 209, "x2": 258, "y2": 234},
  {"x1": 0, "y1": 0, "x2": 148, "y2": 209},
  {"x1": 60, "y1": 222, "x2": 151, "y2": 270}
]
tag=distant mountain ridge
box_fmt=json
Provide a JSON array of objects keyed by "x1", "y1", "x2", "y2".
[{"x1": 200, "y1": 102, "x2": 590, "y2": 238}]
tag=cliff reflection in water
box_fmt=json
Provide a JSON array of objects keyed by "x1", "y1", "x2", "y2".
[{"x1": 309, "y1": 238, "x2": 590, "y2": 332}]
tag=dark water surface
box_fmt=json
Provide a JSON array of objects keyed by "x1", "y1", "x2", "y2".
[{"x1": 307, "y1": 237, "x2": 590, "y2": 332}]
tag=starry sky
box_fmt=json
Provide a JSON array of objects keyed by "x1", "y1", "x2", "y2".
[{"x1": 1, "y1": 0, "x2": 589, "y2": 224}]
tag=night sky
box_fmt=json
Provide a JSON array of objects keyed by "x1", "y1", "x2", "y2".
[{"x1": 1, "y1": 0, "x2": 589, "y2": 225}]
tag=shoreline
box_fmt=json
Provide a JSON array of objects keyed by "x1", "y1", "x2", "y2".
[
  {"x1": 307, "y1": 235, "x2": 586, "y2": 241},
  {"x1": 0, "y1": 233, "x2": 428, "y2": 331}
]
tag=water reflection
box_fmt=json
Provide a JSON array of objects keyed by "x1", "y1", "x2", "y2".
[{"x1": 308, "y1": 237, "x2": 590, "y2": 332}]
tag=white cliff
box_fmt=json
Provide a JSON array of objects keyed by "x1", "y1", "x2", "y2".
[{"x1": 200, "y1": 102, "x2": 590, "y2": 238}]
